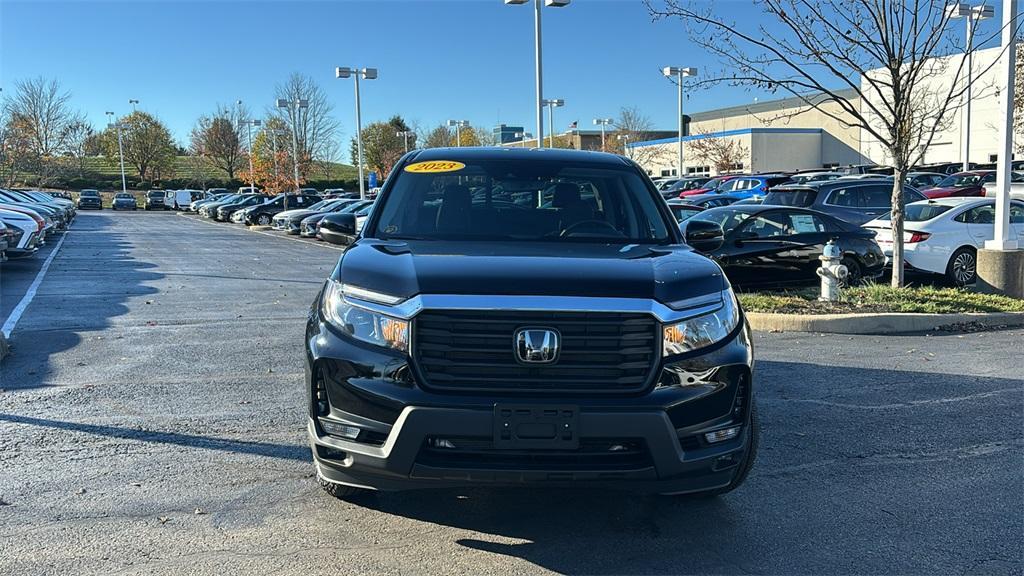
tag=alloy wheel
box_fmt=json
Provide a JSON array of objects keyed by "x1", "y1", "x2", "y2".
[{"x1": 952, "y1": 251, "x2": 976, "y2": 285}]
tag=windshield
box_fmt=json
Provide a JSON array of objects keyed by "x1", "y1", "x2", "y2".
[
  {"x1": 80, "y1": 190, "x2": 99, "y2": 196},
  {"x1": 690, "y1": 208, "x2": 754, "y2": 234},
  {"x1": 116, "y1": 194, "x2": 132, "y2": 199},
  {"x1": 339, "y1": 201, "x2": 371, "y2": 214},
  {"x1": 876, "y1": 203, "x2": 954, "y2": 222},
  {"x1": 371, "y1": 159, "x2": 672, "y2": 243},
  {"x1": 668, "y1": 204, "x2": 703, "y2": 223},
  {"x1": 702, "y1": 177, "x2": 729, "y2": 190},
  {"x1": 763, "y1": 188, "x2": 817, "y2": 207},
  {"x1": 936, "y1": 173, "x2": 981, "y2": 188},
  {"x1": 147, "y1": 191, "x2": 163, "y2": 198}
]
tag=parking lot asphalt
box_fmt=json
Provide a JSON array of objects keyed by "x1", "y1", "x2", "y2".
[{"x1": 1, "y1": 211, "x2": 1022, "y2": 576}]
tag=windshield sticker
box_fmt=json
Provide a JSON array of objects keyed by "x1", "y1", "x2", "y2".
[
  {"x1": 790, "y1": 214, "x2": 818, "y2": 233},
  {"x1": 404, "y1": 161, "x2": 466, "y2": 174}
]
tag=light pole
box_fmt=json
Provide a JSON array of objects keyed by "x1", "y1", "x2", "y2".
[
  {"x1": 504, "y1": 0, "x2": 571, "y2": 153},
  {"x1": 592, "y1": 118, "x2": 613, "y2": 151},
  {"x1": 947, "y1": 3, "x2": 993, "y2": 171},
  {"x1": 541, "y1": 99, "x2": 563, "y2": 147},
  {"x1": 128, "y1": 99, "x2": 139, "y2": 112},
  {"x1": 335, "y1": 67, "x2": 377, "y2": 199},
  {"x1": 106, "y1": 111, "x2": 127, "y2": 194},
  {"x1": 276, "y1": 97, "x2": 309, "y2": 195},
  {"x1": 267, "y1": 127, "x2": 287, "y2": 186},
  {"x1": 617, "y1": 134, "x2": 632, "y2": 160},
  {"x1": 662, "y1": 66, "x2": 698, "y2": 177},
  {"x1": 240, "y1": 119, "x2": 261, "y2": 192},
  {"x1": 397, "y1": 130, "x2": 414, "y2": 152},
  {"x1": 986, "y1": 0, "x2": 1019, "y2": 253},
  {"x1": 446, "y1": 120, "x2": 469, "y2": 146}
]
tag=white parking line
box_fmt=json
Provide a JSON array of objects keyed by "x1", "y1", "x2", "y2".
[
  {"x1": 176, "y1": 212, "x2": 344, "y2": 251},
  {"x1": 2, "y1": 233, "x2": 67, "y2": 338}
]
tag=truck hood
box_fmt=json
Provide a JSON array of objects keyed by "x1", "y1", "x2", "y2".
[{"x1": 334, "y1": 240, "x2": 726, "y2": 304}]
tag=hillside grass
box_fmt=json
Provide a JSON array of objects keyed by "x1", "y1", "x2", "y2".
[
  {"x1": 739, "y1": 284, "x2": 1024, "y2": 314},
  {"x1": 77, "y1": 156, "x2": 358, "y2": 180}
]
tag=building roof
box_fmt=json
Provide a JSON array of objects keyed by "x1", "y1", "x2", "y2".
[
  {"x1": 687, "y1": 88, "x2": 860, "y2": 124},
  {"x1": 628, "y1": 127, "x2": 822, "y2": 148}
]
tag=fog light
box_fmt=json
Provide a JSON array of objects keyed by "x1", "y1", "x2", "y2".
[
  {"x1": 319, "y1": 419, "x2": 360, "y2": 440},
  {"x1": 429, "y1": 438, "x2": 456, "y2": 449},
  {"x1": 704, "y1": 426, "x2": 741, "y2": 444}
]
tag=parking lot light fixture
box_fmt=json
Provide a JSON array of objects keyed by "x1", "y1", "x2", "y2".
[
  {"x1": 276, "y1": 97, "x2": 310, "y2": 197},
  {"x1": 946, "y1": 3, "x2": 993, "y2": 171},
  {"x1": 106, "y1": 112, "x2": 128, "y2": 194},
  {"x1": 446, "y1": 120, "x2": 470, "y2": 147},
  {"x1": 335, "y1": 67, "x2": 377, "y2": 200},
  {"x1": 128, "y1": 99, "x2": 139, "y2": 112},
  {"x1": 592, "y1": 118, "x2": 613, "y2": 151},
  {"x1": 396, "y1": 130, "x2": 414, "y2": 152},
  {"x1": 662, "y1": 66, "x2": 697, "y2": 177},
  {"x1": 504, "y1": 0, "x2": 571, "y2": 152},
  {"x1": 240, "y1": 118, "x2": 262, "y2": 194},
  {"x1": 541, "y1": 99, "x2": 563, "y2": 147}
]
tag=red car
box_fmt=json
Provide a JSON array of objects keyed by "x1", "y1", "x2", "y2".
[
  {"x1": 920, "y1": 170, "x2": 994, "y2": 199},
  {"x1": 678, "y1": 175, "x2": 739, "y2": 198}
]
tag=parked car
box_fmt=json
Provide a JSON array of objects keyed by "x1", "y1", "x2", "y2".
[
  {"x1": 678, "y1": 193, "x2": 741, "y2": 209},
  {"x1": 300, "y1": 199, "x2": 371, "y2": 238},
  {"x1": 215, "y1": 194, "x2": 264, "y2": 221},
  {"x1": 191, "y1": 193, "x2": 230, "y2": 212},
  {"x1": 305, "y1": 147, "x2": 756, "y2": 500},
  {"x1": 688, "y1": 204, "x2": 884, "y2": 288},
  {"x1": 77, "y1": 189, "x2": 102, "y2": 210},
  {"x1": 0, "y1": 208, "x2": 42, "y2": 258},
  {"x1": 904, "y1": 172, "x2": 946, "y2": 189},
  {"x1": 237, "y1": 186, "x2": 261, "y2": 194},
  {"x1": 920, "y1": 171, "x2": 995, "y2": 199},
  {"x1": 0, "y1": 200, "x2": 50, "y2": 240},
  {"x1": 786, "y1": 171, "x2": 843, "y2": 185},
  {"x1": 836, "y1": 164, "x2": 880, "y2": 175},
  {"x1": 243, "y1": 193, "x2": 320, "y2": 226},
  {"x1": 199, "y1": 194, "x2": 242, "y2": 218},
  {"x1": 914, "y1": 162, "x2": 980, "y2": 175},
  {"x1": 0, "y1": 189, "x2": 64, "y2": 232},
  {"x1": 272, "y1": 198, "x2": 356, "y2": 235},
  {"x1": 862, "y1": 198, "x2": 1024, "y2": 285},
  {"x1": 981, "y1": 171, "x2": 1024, "y2": 199},
  {"x1": 660, "y1": 177, "x2": 710, "y2": 198},
  {"x1": 112, "y1": 193, "x2": 137, "y2": 210},
  {"x1": 205, "y1": 187, "x2": 229, "y2": 198},
  {"x1": 678, "y1": 175, "x2": 740, "y2": 197},
  {"x1": 20, "y1": 190, "x2": 75, "y2": 223},
  {"x1": 144, "y1": 190, "x2": 168, "y2": 210},
  {"x1": 762, "y1": 180, "x2": 927, "y2": 225},
  {"x1": 713, "y1": 174, "x2": 792, "y2": 199},
  {"x1": 167, "y1": 189, "x2": 201, "y2": 210}
]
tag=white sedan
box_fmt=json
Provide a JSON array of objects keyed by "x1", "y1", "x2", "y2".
[{"x1": 863, "y1": 197, "x2": 1024, "y2": 285}]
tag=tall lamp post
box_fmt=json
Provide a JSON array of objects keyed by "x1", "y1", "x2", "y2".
[
  {"x1": 266, "y1": 127, "x2": 288, "y2": 187},
  {"x1": 541, "y1": 99, "x2": 564, "y2": 147},
  {"x1": 275, "y1": 97, "x2": 309, "y2": 195},
  {"x1": 396, "y1": 130, "x2": 414, "y2": 152},
  {"x1": 617, "y1": 134, "x2": 632, "y2": 160},
  {"x1": 106, "y1": 111, "x2": 127, "y2": 194},
  {"x1": 592, "y1": 118, "x2": 613, "y2": 151},
  {"x1": 446, "y1": 120, "x2": 469, "y2": 146},
  {"x1": 946, "y1": 3, "x2": 993, "y2": 172},
  {"x1": 335, "y1": 67, "x2": 377, "y2": 200},
  {"x1": 662, "y1": 66, "x2": 698, "y2": 177},
  {"x1": 128, "y1": 99, "x2": 139, "y2": 112},
  {"x1": 240, "y1": 118, "x2": 262, "y2": 192},
  {"x1": 504, "y1": 0, "x2": 571, "y2": 153}
]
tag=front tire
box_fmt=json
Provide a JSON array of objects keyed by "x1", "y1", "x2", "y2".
[
  {"x1": 841, "y1": 257, "x2": 863, "y2": 287},
  {"x1": 257, "y1": 214, "x2": 271, "y2": 226},
  {"x1": 946, "y1": 247, "x2": 977, "y2": 286}
]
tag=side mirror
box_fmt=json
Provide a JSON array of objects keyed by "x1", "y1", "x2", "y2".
[
  {"x1": 319, "y1": 213, "x2": 357, "y2": 245},
  {"x1": 685, "y1": 220, "x2": 724, "y2": 253}
]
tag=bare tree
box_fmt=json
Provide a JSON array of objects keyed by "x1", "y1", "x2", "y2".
[
  {"x1": 63, "y1": 120, "x2": 95, "y2": 178},
  {"x1": 5, "y1": 77, "x2": 77, "y2": 157},
  {"x1": 686, "y1": 128, "x2": 750, "y2": 174},
  {"x1": 647, "y1": 0, "x2": 1020, "y2": 287},
  {"x1": 191, "y1": 103, "x2": 246, "y2": 179},
  {"x1": 605, "y1": 106, "x2": 670, "y2": 168},
  {"x1": 272, "y1": 73, "x2": 341, "y2": 180}
]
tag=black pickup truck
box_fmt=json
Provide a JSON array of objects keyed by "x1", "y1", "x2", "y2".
[{"x1": 304, "y1": 147, "x2": 757, "y2": 499}]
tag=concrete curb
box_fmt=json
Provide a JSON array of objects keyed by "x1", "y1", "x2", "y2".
[{"x1": 746, "y1": 311, "x2": 1024, "y2": 334}]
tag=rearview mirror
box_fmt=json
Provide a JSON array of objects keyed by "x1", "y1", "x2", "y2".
[
  {"x1": 319, "y1": 213, "x2": 357, "y2": 245},
  {"x1": 684, "y1": 220, "x2": 724, "y2": 253}
]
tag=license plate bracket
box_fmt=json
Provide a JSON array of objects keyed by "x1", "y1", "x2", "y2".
[{"x1": 493, "y1": 404, "x2": 579, "y2": 450}]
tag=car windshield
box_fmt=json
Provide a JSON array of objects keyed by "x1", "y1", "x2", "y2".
[
  {"x1": 305, "y1": 200, "x2": 329, "y2": 211},
  {"x1": 762, "y1": 188, "x2": 817, "y2": 207},
  {"x1": 702, "y1": 177, "x2": 729, "y2": 190},
  {"x1": 339, "y1": 201, "x2": 371, "y2": 214},
  {"x1": 689, "y1": 208, "x2": 754, "y2": 234},
  {"x1": 371, "y1": 159, "x2": 672, "y2": 243},
  {"x1": 147, "y1": 191, "x2": 162, "y2": 198},
  {"x1": 936, "y1": 173, "x2": 982, "y2": 187},
  {"x1": 81, "y1": 190, "x2": 99, "y2": 196},
  {"x1": 668, "y1": 204, "x2": 703, "y2": 222},
  {"x1": 116, "y1": 194, "x2": 132, "y2": 199},
  {"x1": 876, "y1": 203, "x2": 955, "y2": 222}
]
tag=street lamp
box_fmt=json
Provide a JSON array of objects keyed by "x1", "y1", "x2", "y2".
[
  {"x1": 265, "y1": 127, "x2": 288, "y2": 186},
  {"x1": 128, "y1": 99, "x2": 139, "y2": 112},
  {"x1": 335, "y1": 66, "x2": 377, "y2": 199},
  {"x1": 446, "y1": 120, "x2": 469, "y2": 146},
  {"x1": 592, "y1": 118, "x2": 613, "y2": 151},
  {"x1": 617, "y1": 133, "x2": 632, "y2": 160},
  {"x1": 106, "y1": 111, "x2": 127, "y2": 194},
  {"x1": 396, "y1": 130, "x2": 414, "y2": 152},
  {"x1": 504, "y1": 0, "x2": 571, "y2": 153},
  {"x1": 541, "y1": 99, "x2": 563, "y2": 148},
  {"x1": 240, "y1": 118, "x2": 262, "y2": 193},
  {"x1": 662, "y1": 66, "x2": 698, "y2": 177},
  {"x1": 946, "y1": 3, "x2": 993, "y2": 171},
  {"x1": 276, "y1": 97, "x2": 310, "y2": 196}
]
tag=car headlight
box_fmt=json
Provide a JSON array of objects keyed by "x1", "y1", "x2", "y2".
[
  {"x1": 321, "y1": 280, "x2": 409, "y2": 352},
  {"x1": 663, "y1": 289, "x2": 741, "y2": 356}
]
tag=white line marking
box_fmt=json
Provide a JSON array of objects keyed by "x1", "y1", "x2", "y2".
[
  {"x1": 176, "y1": 212, "x2": 344, "y2": 251},
  {"x1": 2, "y1": 233, "x2": 68, "y2": 338}
]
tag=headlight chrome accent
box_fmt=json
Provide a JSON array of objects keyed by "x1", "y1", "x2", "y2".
[
  {"x1": 322, "y1": 280, "x2": 409, "y2": 352},
  {"x1": 663, "y1": 289, "x2": 740, "y2": 357}
]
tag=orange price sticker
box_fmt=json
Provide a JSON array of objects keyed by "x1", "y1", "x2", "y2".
[{"x1": 404, "y1": 161, "x2": 466, "y2": 174}]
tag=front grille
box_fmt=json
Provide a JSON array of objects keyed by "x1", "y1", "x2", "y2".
[
  {"x1": 418, "y1": 437, "x2": 653, "y2": 470},
  {"x1": 413, "y1": 310, "x2": 659, "y2": 394}
]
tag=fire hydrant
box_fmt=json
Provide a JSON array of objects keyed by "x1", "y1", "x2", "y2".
[{"x1": 817, "y1": 239, "x2": 847, "y2": 301}]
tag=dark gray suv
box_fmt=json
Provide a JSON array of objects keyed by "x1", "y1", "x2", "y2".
[{"x1": 762, "y1": 179, "x2": 926, "y2": 225}]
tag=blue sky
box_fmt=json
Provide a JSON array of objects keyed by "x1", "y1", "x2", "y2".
[{"x1": 0, "y1": 0, "x2": 1011, "y2": 156}]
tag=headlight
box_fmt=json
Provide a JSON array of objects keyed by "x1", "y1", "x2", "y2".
[
  {"x1": 663, "y1": 289, "x2": 740, "y2": 356},
  {"x1": 321, "y1": 280, "x2": 409, "y2": 352}
]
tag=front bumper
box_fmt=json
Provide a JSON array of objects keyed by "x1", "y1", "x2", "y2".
[{"x1": 305, "y1": 310, "x2": 754, "y2": 494}]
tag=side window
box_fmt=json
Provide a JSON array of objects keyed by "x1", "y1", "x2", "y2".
[
  {"x1": 1009, "y1": 204, "x2": 1024, "y2": 224},
  {"x1": 863, "y1": 185, "x2": 892, "y2": 208},
  {"x1": 983, "y1": 173, "x2": 996, "y2": 183},
  {"x1": 739, "y1": 212, "x2": 791, "y2": 238},
  {"x1": 957, "y1": 205, "x2": 996, "y2": 224},
  {"x1": 827, "y1": 187, "x2": 859, "y2": 207}
]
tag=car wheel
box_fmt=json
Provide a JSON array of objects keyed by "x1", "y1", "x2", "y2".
[
  {"x1": 670, "y1": 402, "x2": 759, "y2": 499},
  {"x1": 841, "y1": 257, "x2": 863, "y2": 287},
  {"x1": 318, "y1": 476, "x2": 364, "y2": 500},
  {"x1": 257, "y1": 214, "x2": 271, "y2": 226},
  {"x1": 946, "y1": 247, "x2": 977, "y2": 286}
]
